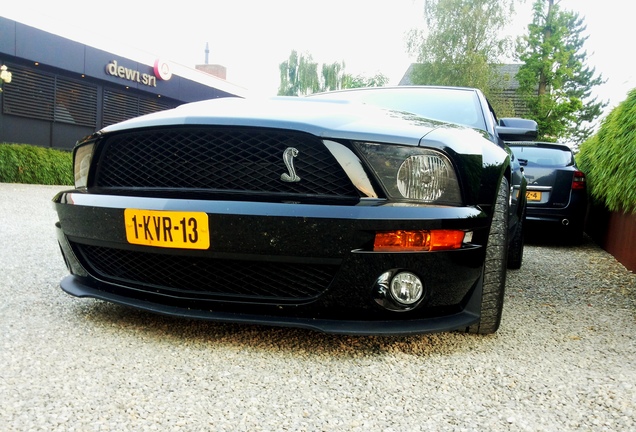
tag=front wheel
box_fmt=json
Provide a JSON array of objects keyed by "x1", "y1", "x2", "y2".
[{"x1": 466, "y1": 178, "x2": 509, "y2": 334}]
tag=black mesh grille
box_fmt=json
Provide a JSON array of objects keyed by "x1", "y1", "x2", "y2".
[
  {"x1": 94, "y1": 127, "x2": 358, "y2": 197},
  {"x1": 73, "y1": 243, "x2": 339, "y2": 302}
]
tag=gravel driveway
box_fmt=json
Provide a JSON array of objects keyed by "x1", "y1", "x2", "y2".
[{"x1": 1, "y1": 183, "x2": 635, "y2": 431}]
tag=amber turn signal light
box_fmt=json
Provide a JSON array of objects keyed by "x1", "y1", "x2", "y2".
[{"x1": 374, "y1": 230, "x2": 465, "y2": 252}]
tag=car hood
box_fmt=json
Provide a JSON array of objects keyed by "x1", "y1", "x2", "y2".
[{"x1": 101, "y1": 96, "x2": 465, "y2": 147}]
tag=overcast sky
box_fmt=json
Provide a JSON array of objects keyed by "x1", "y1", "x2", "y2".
[{"x1": 2, "y1": 0, "x2": 635, "y2": 117}]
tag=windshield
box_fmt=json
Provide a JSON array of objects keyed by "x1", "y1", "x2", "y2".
[
  {"x1": 511, "y1": 146, "x2": 574, "y2": 167},
  {"x1": 309, "y1": 87, "x2": 486, "y2": 131}
]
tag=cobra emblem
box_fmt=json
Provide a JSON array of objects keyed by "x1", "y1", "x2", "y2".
[{"x1": 280, "y1": 147, "x2": 301, "y2": 182}]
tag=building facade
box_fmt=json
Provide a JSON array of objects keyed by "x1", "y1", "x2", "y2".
[{"x1": 0, "y1": 17, "x2": 248, "y2": 150}]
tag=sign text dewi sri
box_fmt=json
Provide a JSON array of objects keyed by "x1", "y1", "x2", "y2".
[{"x1": 106, "y1": 60, "x2": 158, "y2": 87}]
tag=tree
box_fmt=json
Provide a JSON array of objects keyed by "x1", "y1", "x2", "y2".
[
  {"x1": 278, "y1": 51, "x2": 320, "y2": 96},
  {"x1": 406, "y1": 0, "x2": 516, "y2": 112},
  {"x1": 321, "y1": 61, "x2": 346, "y2": 92},
  {"x1": 278, "y1": 50, "x2": 388, "y2": 96},
  {"x1": 342, "y1": 73, "x2": 389, "y2": 89},
  {"x1": 515, "y1": 0, "x2": 606, "y2": 143}
]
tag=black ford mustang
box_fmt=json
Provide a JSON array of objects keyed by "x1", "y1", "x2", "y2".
[{"x1": 53, "y1": 86, "x2": 537, "y2": 335}]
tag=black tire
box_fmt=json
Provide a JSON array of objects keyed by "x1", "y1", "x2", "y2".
[
  {"x1": 507, "y1": 200, "x2": 525, "y2": 270},
  {"x1": 466, "y1": 178, "x2": 509, "y2": 334}
]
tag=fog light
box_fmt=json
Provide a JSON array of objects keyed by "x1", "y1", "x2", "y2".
[
  {"x1": 390, "y1": 272, "x2": 423, "y2": 305},
  {"x1": 373, "y1": 270, "x2": 426, "y2": 311}
]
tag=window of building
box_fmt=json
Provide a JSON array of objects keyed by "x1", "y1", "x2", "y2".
[
  {"x1": 103, "y1": 89, "x2": 174, "y2": 127},
  {"x1": 55, "y1": 77, "x2": 97, "y2": 127},
  {"x1": 2, "y1": 64, "x2": 55, "y2": 122},
  {"x1": 2, "y1": 63, "x2": 97, "y2": 127}
]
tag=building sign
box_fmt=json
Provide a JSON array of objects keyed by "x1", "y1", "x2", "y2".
[{"x1": 105, "y1": 60, "x2": 171, "y2": 87}]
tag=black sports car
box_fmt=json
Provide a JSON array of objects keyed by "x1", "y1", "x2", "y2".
[
  {"x1": 508, "y1": 141, "x2": 587, "y2": 243},
  {"x1": 53, "y1": 86, "x2": 536, "y2": 335}
]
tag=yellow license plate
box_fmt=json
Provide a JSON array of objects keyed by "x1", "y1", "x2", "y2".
[
  {"x1": 526, "y1": 191, "x2": 542, "y2": 202},
  {"x1": 124, "y1": 209, "x2": 209, "y2": 249}
]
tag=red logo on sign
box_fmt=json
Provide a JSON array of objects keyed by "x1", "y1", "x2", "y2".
[{"x1": 154, "y1": 59, "x2": 172, "y2": 81}]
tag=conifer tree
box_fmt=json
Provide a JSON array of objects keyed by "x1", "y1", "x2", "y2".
[{"x1": 516, "y1": 0, "x2": 606, "y2": 143}]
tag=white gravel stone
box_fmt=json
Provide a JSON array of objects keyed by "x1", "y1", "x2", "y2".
[{"x1": 1, "y1": 183, "x2": 635, "y2": 431}]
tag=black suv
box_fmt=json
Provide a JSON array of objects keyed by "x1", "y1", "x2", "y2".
[{"x1": 509, "y1": 142, "x2": 587, "y2": 243}]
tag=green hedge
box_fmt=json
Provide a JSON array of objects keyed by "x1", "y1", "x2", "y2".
[
  {"x1": 0, "y1": 143, "x2": 73, "y2": 185},
  {"x1": 577, "y1": 89, "x2": 636, "y2": 214}
]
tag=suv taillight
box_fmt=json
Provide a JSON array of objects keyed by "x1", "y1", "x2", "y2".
[{"x1": 572, "y1": 170, "x2": 586, "y2": 190}]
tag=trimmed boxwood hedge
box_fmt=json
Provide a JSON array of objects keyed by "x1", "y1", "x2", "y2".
[
  {"x1": 577, "y1": 89, "x2": 636, "y2": 214},
  {"x1": 0, "y1": 143, "x2": 73, "y2": 186}
]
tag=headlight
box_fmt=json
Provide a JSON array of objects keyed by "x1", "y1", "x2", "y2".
[
  {"x1": 355, "y1": 142, "x2": 462, "y2": 204},
  {"x1": 73, "y1": 143, "x2": 94, "y2": 189}
]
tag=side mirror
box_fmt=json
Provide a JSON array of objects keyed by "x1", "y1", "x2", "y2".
[{"x1": 496, "y1": 118, "x2": 538, "y2": 141}]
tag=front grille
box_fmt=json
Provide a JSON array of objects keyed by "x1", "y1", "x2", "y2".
[
  {"x1": 73, "y1": 243, "x2": 339, "y2": 303},
  {"x1": 94, "y1": 127, "x2": 359, "y2": 197}
]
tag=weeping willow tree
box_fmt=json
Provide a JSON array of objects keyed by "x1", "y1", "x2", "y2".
[
  {"x1": 321, "y1": 61, "x2": 345, "y2": 92},
  {"x1": 278, "y1": 50, "x2": 388, "y2": 96},
  {"x1": 406, "y1": 0, "x2": 516, "y2": 115},
  {"x1": 278, "y1": 51, "x2": 320, "y2": 96}
]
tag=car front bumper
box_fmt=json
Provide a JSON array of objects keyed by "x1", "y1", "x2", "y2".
[{"x1": 53, "y1": 191, "x2": 491, "y2": 335}]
